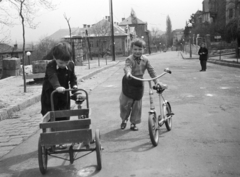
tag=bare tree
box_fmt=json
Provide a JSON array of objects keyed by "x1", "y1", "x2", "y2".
[
  {"x1": 91, "y1": 20, "x2": 111, "y2": 36},
  {"x1": 0, "y1": 2, "x2": 13, "y2": 43},
  {"x1": 90, "y1": 19, "x2": 111, "y2": 57},
  {"x1": 63, "y1": 13, "x2": 76, "y2": 62},
  {"x1": 31, "y1": 36, "x2": 58, "y2": 61},
  {"x1": 166, "y1": 15, "x2": 173, "y2": 47},
  {"x1": 5, "y1": 0, "x2": 55, "y2": 92}
]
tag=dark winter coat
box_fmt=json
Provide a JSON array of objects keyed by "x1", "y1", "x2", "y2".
[
  {"x1": 198, "y1": 47, "x2": 208, "y2": 60},
  {"x1": 41, "y1": 60, "x2": 77, "y2": 116}
]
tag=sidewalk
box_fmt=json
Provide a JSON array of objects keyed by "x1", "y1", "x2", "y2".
[
  {"x1": 0, "y1": 56, "x2": 124, "y2": 121},
  {"x1": 179, "y1": 51, "x2": 240, "y2": 69}
]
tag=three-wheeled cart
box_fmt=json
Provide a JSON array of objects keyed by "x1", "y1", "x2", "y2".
[{"x1": 38, "y1": 89, "x2": 102, "y2": 174}]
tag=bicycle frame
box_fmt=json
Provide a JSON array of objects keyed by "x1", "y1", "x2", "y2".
[{"x1": 129, "y1": 68, "x2": 171, "y2": 123}]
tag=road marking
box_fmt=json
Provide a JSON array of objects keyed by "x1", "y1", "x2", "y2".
[
  {"x1": 206, "y1": 94, "x2": 214, "y2": 97},
  {"x1": 186, "y1": 94, "x2": 195, "y2": 98},
  {"x1": 77, "y1": 166, "x2": 96, "y2": 176},
  {"x1": 103, "y1": 85, "x2": 115, "y2": 87},
  {"x1": 220, "y1": 87, "x2": 229, "y2": 89}
]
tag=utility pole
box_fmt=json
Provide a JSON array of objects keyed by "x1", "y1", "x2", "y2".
[
  {"x1": 109, "y1": 0, "x2": 115, "y2": 61},
  {"x1": 237, "y1": 0, "x2": 240, "y2": 62},
  {"x1": 189, "y1": 31, "x2": 192, "y2": 58}
]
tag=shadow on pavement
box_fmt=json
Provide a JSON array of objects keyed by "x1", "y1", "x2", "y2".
[{"x1": 0, "y1": 150, "x2": 100, "y2": 177}]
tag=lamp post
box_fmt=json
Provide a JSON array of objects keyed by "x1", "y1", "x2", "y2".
[
  {"x1": 189, "y1": 30, "x2": 192, "y2": 58},
  {"x1": 26, "y1": 51, "x2": 31, "y2": 65}
]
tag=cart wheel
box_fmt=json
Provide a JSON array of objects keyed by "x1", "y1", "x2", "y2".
[
  {"x1": 95, "y1": 129, "x2": 102, "y2": 170},
  {"x1": 148, "y1": 113, "x2": 159, "y2": 146},
  {"x1": 38, "y1": 137, "x2": 48, "y2": 174},
  {"x1": 165, "y1": 102, "x2": 172, "y2": 131},
  {"x1": 69, "y1": 145, "x2": 74, "y2": 164}
]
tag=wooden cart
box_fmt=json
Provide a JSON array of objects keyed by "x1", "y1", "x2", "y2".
[{"x1": 38, "y1": 89, "x2": 102, "y2": 174}]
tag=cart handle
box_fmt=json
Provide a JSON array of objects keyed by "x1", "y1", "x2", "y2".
[
  {"x1": 129, "y1": 68, "x2": 172, "y2": 82},
  {"x1": 50, "y1": 88, "x2": 89, "y2": 112}
]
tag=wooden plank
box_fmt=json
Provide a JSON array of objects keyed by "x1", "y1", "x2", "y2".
[
  {"x1": 25, "y1": 73, "x2": 45, "y2": 80},
  {"x1": 40, "y1": 129, "x2": 92, "y2": 146},
  {"x1": 51, "y1": 109, "x2": 89, "y2": 119},
  {"x1": 39, "y1": 119, "x2": 91, "y2": 130},
  {"x1": 42, "y1": 112, "x2": 51, "y2": 123}
]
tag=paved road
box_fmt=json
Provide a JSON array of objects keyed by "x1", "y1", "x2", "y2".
[{"x1": 0, "y1": 51, "x2": 240, "y2": 177}]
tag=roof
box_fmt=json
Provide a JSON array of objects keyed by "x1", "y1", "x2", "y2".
[
  {"x1": 0, "y1": 43, "x2": 12, "y2": 53},
  {"x1": 0, "y1": 43, "x2": 33, "y2": 54},
  {"x1": 48, "y1": 27, "x2": 83, "y2": 41},
  {"x1": 84, "y1": 19, "x2": 127, "y2": 37},
  {"x1": 50, "y1": 19, "x2": 127, "y2": 40},
  {"x1": 119, "y1": 15, "x2": 146, "y2": 26}
]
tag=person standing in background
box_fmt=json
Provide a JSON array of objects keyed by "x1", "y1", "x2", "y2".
[{"x1": 198, "y1": 43, "x2": 208, "y2": 72}]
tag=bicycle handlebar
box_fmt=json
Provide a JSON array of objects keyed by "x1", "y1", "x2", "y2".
[{"x1": 129, "y1": 68, "x2": 172, "y2": 82}]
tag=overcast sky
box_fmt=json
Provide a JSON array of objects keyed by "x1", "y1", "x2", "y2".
[{"x1": 2, "y1": 0, "x2": 203, "y2": 45}]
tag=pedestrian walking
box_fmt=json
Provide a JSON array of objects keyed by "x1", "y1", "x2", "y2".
[
  {"x1": 40, "y1": 42, "x2": 78, "y2": 120},
  {"x1": 198, "y1": 43, "x2": 208, "y2": 72},
  {"x1": 119, "y1": 38, "x2": 162, "y2": 131}
]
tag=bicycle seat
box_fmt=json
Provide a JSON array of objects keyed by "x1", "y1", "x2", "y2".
[{"x1": 153, "y1": 83, "x2": 168, "y2": 92}]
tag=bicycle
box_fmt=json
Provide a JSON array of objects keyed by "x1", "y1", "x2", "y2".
[{"x1": 129, "y1": 68, "x2": 174, "y2": 146}]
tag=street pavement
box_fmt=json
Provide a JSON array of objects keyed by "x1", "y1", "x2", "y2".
[
  {"x1": 0, "y1": 56, "x2": 123, "y2": 158},
  {"x1": 0, "y1": 51, "x2": 240, "y2": 177}
]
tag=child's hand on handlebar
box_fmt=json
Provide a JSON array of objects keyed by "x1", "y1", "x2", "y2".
[
  {"x1": 73, "y1": 85, "x2": 78, "y2": 89},
  {"x1": 126, "y1": 72, "x2": 131, "y2": 78},
  {"x1": 56, "y1": 87, "x2": 65, "y2": 93}
]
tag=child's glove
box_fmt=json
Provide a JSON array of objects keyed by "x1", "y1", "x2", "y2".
[
  {"x1": 56, "y1": 86, "x2": 65, "y2": 93},
  {"x1": 72, "y1": 85, "x2": 78, "y2": 94},
  {"x1": 73, "y1": 85, "x2": 78, "y2": 89}
]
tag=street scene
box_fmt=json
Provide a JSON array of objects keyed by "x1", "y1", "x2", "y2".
[
  {"x1": 0, "y1": 0, "x2": 240, "y2": 177},
  {"x1": 0, "y1": 52, "x2": 240, "y2": 177}
]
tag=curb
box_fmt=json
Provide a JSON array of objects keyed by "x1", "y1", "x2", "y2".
[
  {"x1": 179, "y1": 52, "x2": 240, "y2": 69},
  {"x1": 0, "y1": 61, "x2": 121, "y2": 121}
]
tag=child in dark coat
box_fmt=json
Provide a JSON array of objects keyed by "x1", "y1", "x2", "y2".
[{"x1": 41, "y1": 42, "x2": 78, "y2": 120}]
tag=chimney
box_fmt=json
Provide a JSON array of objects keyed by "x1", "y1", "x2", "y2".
[
  {"x1": 122, "y1": 18, "x2": 125, "y2": 21},
  {"x1": 108, "y1": 16, "x2": 110, "y2": 22}
]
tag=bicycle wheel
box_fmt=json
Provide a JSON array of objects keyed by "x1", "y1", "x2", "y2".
[
  {"x1": 148, "y1": 113, "x2": 159, "y2": 146},
  {"x1": 165, "y1": 102, "x2": 172, "y2": 131},
  {"x1": 38, "y1": 137, "x2": 48, "y2": 174},
  {"x1": 95, "y1": 129, "x2": 102, "y2": 170}
]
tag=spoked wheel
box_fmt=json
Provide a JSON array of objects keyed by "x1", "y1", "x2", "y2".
[
  {"x1": 95, "y1": 129, "x2": 102, "y2": 170},
  {"x1": 148, "y1": 113, "x2": 159, "y2": 146},
  {"x1": 165, "y1": 102, "x2": 172, "y2": 131},
  {"x1": 38, "y1": 137, "x2": 48, "y2": 174}
]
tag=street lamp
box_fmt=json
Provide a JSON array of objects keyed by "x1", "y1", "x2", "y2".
[{"x1": 26, "y1": 51, "x2": 31, "y2": 65}]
